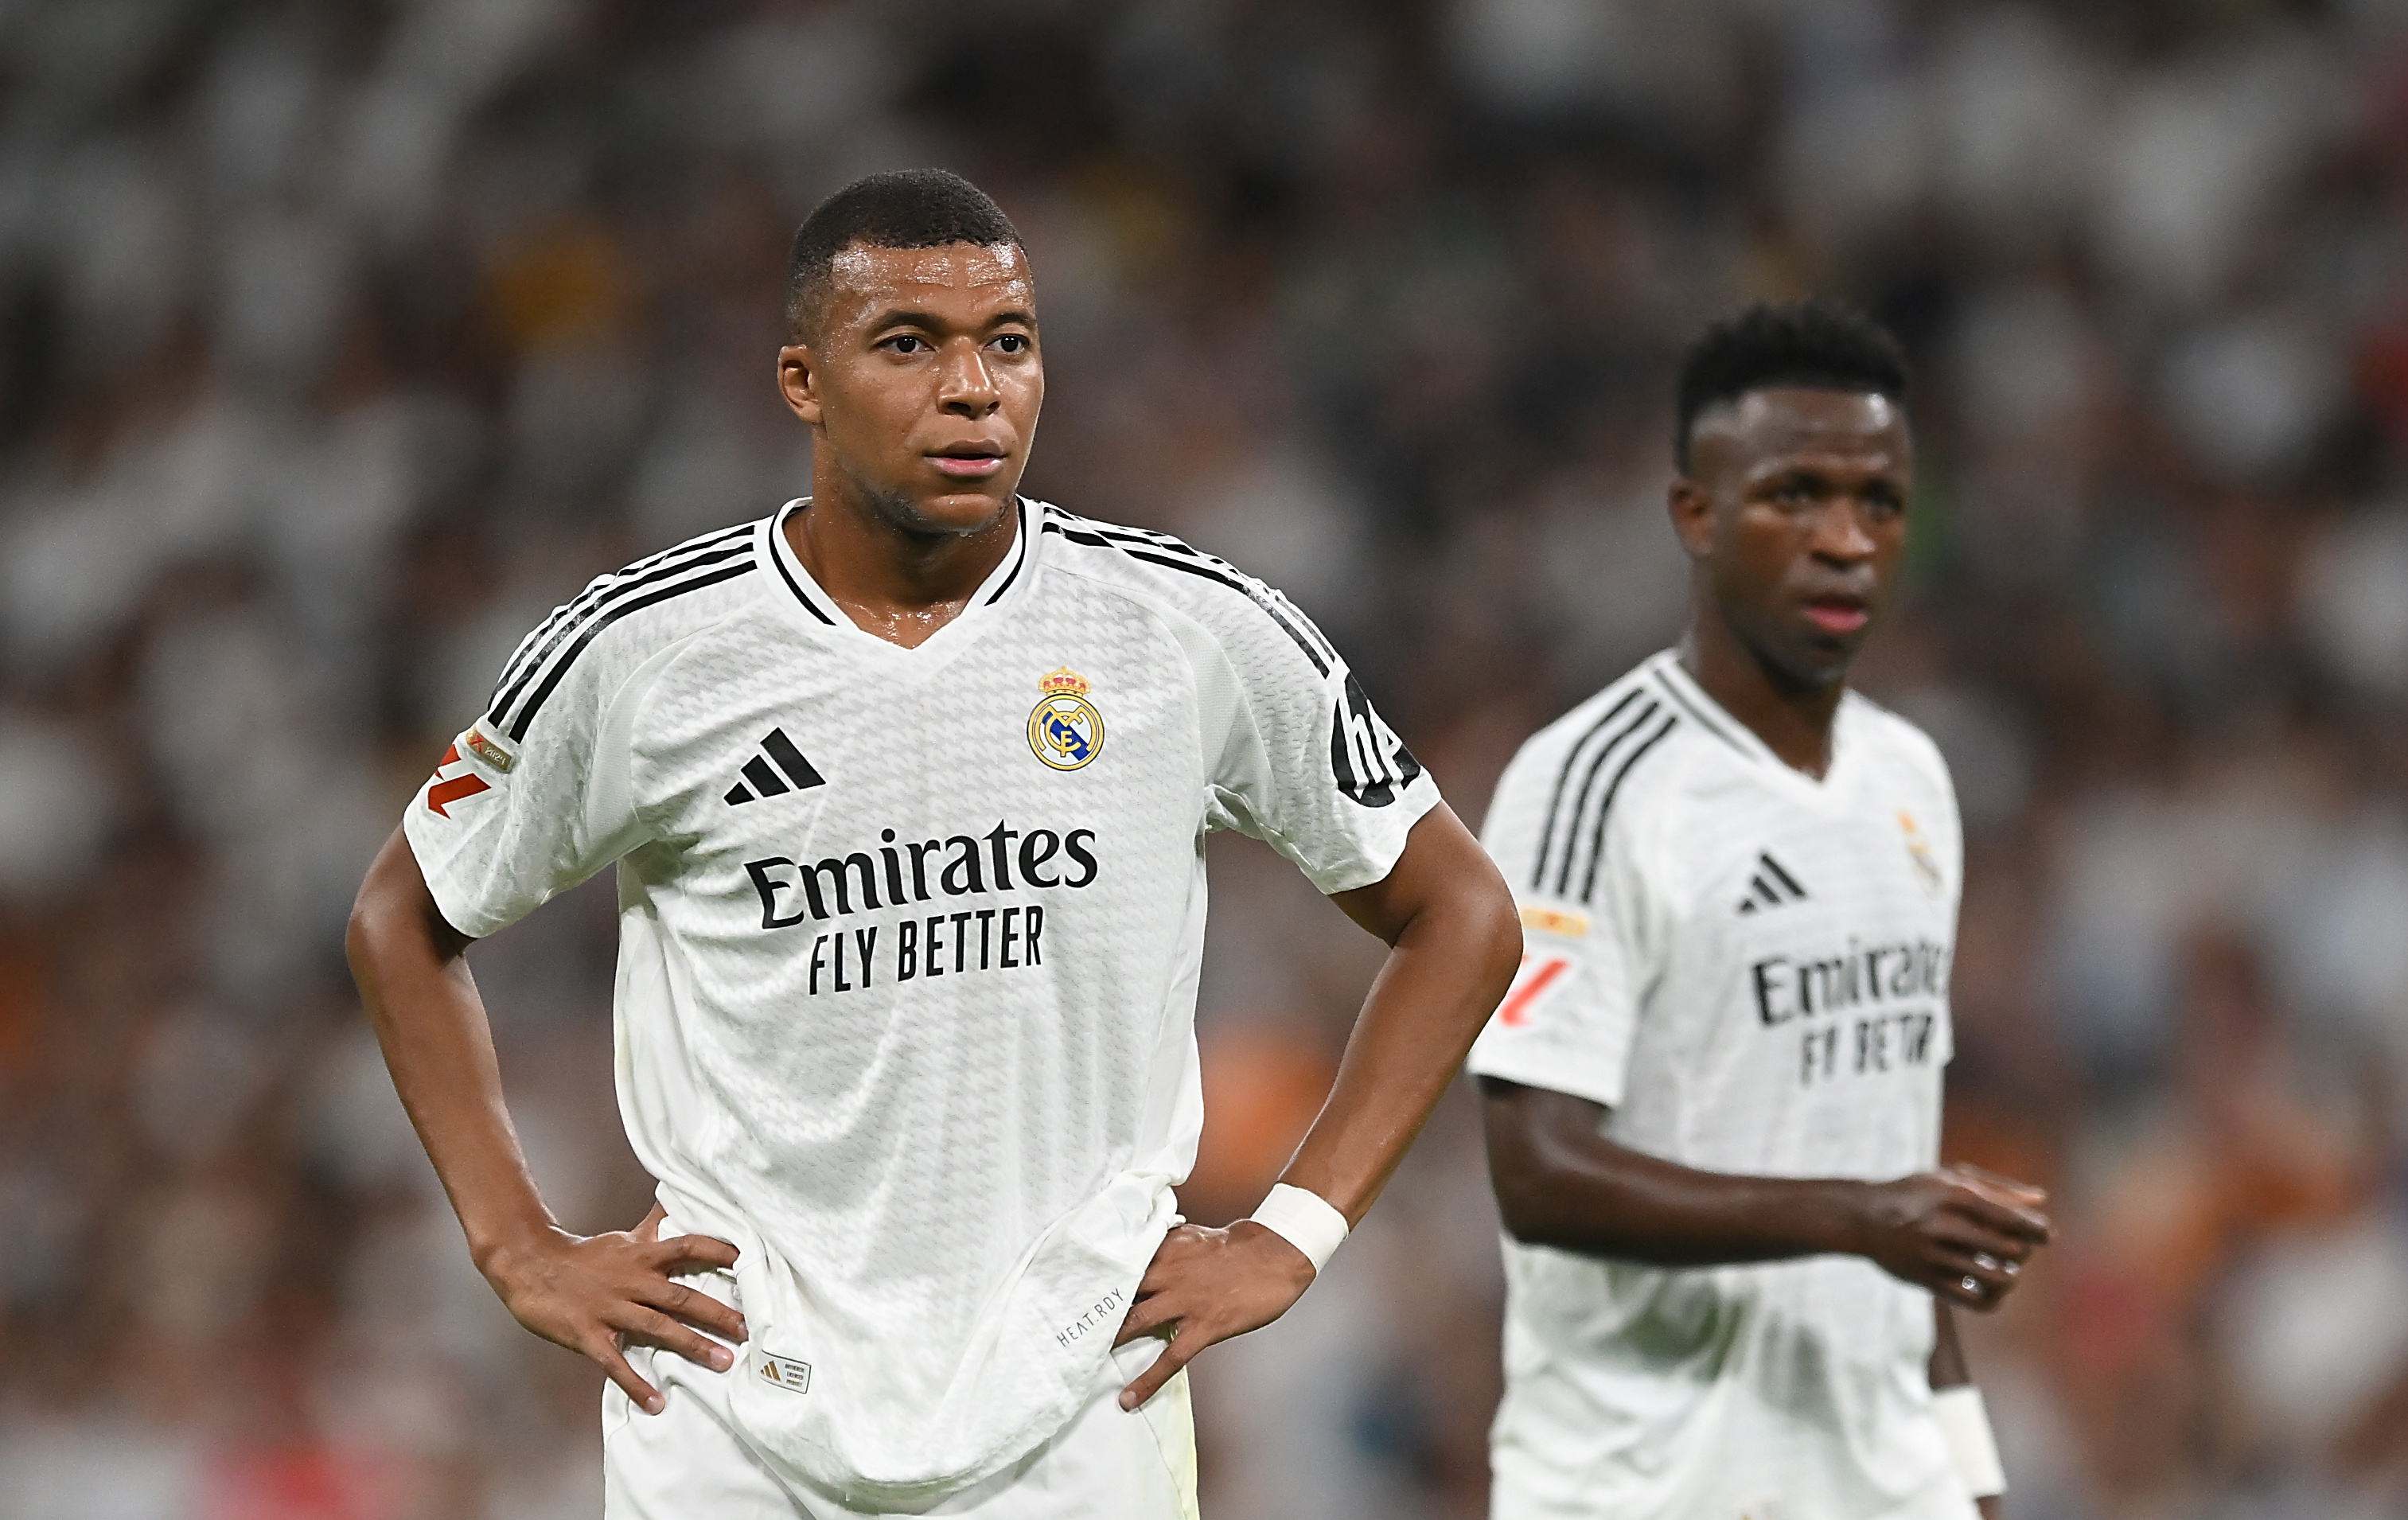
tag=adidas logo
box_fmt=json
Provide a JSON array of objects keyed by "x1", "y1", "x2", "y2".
[
  {"x1": 724, "y1": 727, "x2": 826, "y2": 805},
  {"x1": 1736, "y1": 852, "x2": 1808, "y2": 914}
]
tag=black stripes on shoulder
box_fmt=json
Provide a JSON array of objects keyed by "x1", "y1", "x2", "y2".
[
  {"x1": 1650, "y1": 666, "x2": 1748, "y2": 758},
  {"x1": 485, "y1": 527, "x2": 760, "y2": 741},
  {"x1": 1040, "y1": 509, "x2": 1336, "y2": 675},
  {"x1": 1531, "y1": 686, "x2": 1681, "y2": 904}
]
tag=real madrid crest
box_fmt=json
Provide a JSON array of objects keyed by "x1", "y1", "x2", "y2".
[{"x1": 1029, "y1": 667, "x2": 1105, "y2": 770}]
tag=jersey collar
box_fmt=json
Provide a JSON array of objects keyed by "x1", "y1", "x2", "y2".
[
  {"x1": 758, "y1": 496, "x2": 1035, "y2": 651},
  {"x1": 1648, "y1": 649, "x2": 1863, "y2": 799}
]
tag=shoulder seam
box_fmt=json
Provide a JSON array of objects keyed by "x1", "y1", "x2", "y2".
[
  {"x1": 490, "y1": 545, "x2": 762, "y2": 741},
  {"x1": 1038, "y1": 507, "x2": 1336, "y2": 676}
]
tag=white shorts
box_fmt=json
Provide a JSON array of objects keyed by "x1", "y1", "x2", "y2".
[{"x1": 601, "y1": 1269, "x2": 1198, "y2": 1520}]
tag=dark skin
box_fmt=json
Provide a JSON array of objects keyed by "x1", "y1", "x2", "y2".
[
  {"x1": 1480, "y1": 387, "x2": 2052, "y2": 1517},
  {"x1": 349, "y1": 238, "x2": 1524, "y2": 1419}
]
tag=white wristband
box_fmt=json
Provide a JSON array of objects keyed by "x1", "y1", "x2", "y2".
[
  {"x1": 1932, "y1": 1386, "x2": 2006, "y2": 1499},
  {"x1": 1248, "y1": 1184, "x2": 1349, "y2": 1275}
]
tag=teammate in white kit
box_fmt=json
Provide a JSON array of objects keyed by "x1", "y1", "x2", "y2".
[
  {"x1": 346, "y1": 170, "x2": 1520, "y2": 1519},
  {"x1": 1467, "y1": 303, "x2": 2055, "y2": 1520}
]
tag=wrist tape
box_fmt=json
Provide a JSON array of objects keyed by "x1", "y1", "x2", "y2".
[
  {"x1": 1248, "y1": 1183, "x2": 1349, "y2": 1275},
  {"x1": 1932, "y1": 1386, "x2": 2006, "y2": 1498}
]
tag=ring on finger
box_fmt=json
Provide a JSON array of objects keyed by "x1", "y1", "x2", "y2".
[
  {"x1": 1959, "y1": 1275, "x2": 1980, "y2": 1296},
  {"x1": 1972, "y1": 1253, "x2": 2000, "y2": 1272}
]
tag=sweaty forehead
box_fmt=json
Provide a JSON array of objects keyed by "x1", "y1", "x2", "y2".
[
  {"x1": 1691, "y1": 387, "x2": 1908, "y2": 475},
  {"x1": 824, "y1": 240, "x2": 1034, "y2": 306}
]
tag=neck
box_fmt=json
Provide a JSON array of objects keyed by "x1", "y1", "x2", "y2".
[
  {"x1": 1677, "y1": 604, "x2": 1846, "y2": 779},
  {"x1": 784, "y1": 464, "x2": 1018, "y2": 649}
]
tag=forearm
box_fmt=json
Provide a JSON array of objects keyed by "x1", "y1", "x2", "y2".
[
  {"x1": 1284, "y1": 909, "x2": 1517, "y2": 1222},
  {"x1": 1514, "y1": 1145, "x2": 1864, "y2": 1264},
  {"x1": 346, "y1": 828, "x2": 553, "y2": 1265},
  {"x1": 1289, "y1": 806, "x2": 1521, "y2": 1223}
]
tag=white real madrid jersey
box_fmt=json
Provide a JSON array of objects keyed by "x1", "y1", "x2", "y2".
[
  {"x1": 403, "y1": 498, "x2": 1437, "y2": 1506},
  {"x1": 1465, "y1": 650, "x2": 1974, "y2": 1520}
]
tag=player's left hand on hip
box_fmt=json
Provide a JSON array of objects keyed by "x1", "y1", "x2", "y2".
[{"x1": 1112, "y1": 1221, "x2": 1316, "y2": 1410}]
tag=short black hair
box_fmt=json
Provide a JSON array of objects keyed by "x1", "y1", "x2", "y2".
[
  {"x1": 785, "y1": 169, "x2": 1024, "y2": 341},
  {"x1": 1674, "y1": 302, "x2": 1910, "y2": 470}
]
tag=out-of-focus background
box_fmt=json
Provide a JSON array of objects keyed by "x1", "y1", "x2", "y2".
[{"x1": 2, "y1": 2, "x2": 2406, "y2": 1516}]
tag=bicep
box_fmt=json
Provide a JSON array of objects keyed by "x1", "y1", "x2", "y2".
[
  {"x1": 351, "y1": 825, "x2": 475, "y2": 969},
  {"x1": 1479, "y1": 1077, "x2": 1619, "y2": 1232},
  {"x1": 1327, "y1": 802, "x2": 1510, "y2": 946}
]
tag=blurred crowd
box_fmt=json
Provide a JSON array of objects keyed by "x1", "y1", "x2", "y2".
[{"x1": 2, "y1": 1, "x2": 2406, "y2": 1517}]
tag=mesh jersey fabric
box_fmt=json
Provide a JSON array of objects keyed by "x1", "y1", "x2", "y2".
[
  {"x1": 1466, "y1": 650, "x2": 1974, "y2": 1520},
  {"x1": 403, "y1": 498, "x2": 1438, "y2": 1506}
]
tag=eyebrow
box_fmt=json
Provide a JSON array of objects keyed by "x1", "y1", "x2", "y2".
[{"x1": 867, "y1": 306, "x2": 1037, "y2": 333}]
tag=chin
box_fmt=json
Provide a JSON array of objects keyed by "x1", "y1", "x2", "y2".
[{"x1": 874, "y1": 483, "x2": 1017, "y2": 537}]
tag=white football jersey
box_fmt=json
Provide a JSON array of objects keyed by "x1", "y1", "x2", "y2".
[
  {"x1": 1466, "y1": 650, "x2": 1974, "y2": 1520},
  {"x1": 404, "y1": 498, "x2": 1437, "y2": 1506}
]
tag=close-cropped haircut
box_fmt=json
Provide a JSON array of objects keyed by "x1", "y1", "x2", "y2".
[
  {"x1": 1674, "y1": 302, "x2": 1910, "y2": 470},
  {"x1": 784, "y1": 169, "x2": 1024, "y2": 341}
]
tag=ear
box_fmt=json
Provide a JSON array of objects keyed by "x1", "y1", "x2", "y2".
[
  {"x1": 1667, "y1": 476, "x2": 1716, "y2": 563},
  {"x1": 777, "y1": 344, "x2": 823, "y2": 427}
]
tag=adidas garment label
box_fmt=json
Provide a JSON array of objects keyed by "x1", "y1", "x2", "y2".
[
  {"x1": 1466, "y1": 650, "x2": 1974, "y2": 1520},
  {"x1": 403, "y1": 500, "x2": 1436, "y2": 1506}
]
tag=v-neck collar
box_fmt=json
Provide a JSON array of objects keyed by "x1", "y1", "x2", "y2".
[
  {"x1": 758, "y1": 497, "x2": 1034, "y2": 665},
  {"x1": 1647, "y1": 649, "x2": 1861, "y2": 806}
]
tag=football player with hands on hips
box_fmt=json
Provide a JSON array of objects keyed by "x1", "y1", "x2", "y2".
[
  {"x1": 1467, "y1": 303, "x2": 2052, "y2": 1520},
  {"x1": 347, "y1": 170, "x2": 1521, "y2": 1519}
]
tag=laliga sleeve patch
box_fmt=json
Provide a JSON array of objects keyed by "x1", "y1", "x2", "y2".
[
  {"x1": 1495, "y1": 953, "x2": 1572, "y2": 1027},
  {"x1": 423, "y1": 742, "x2": 493, "y2": 817},
  {"x1": 1519, "y1": 904, "x2": 1589, "y2": 938}
]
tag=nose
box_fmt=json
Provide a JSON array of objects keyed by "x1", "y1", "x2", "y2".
[
  {"x1": 937, "y1": 340, "x2": 999, "y2": 418},
  {"x1": 1809, "y1": 498, "x2": 1879, "y2": 564}
]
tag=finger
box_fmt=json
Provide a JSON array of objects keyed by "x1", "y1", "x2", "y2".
[
  {"x1": 638, "y1": 1278, "x2": 749, "y2": 1344},
  {"x1": 1943, "y1": 1184, "x2": 2052, "y2": 1242},
  {"x1": 591, "y1": 1335, "x2": 666, "y2": 1415},
  {"x1": 1117, "y1": 1332, "x2": 1198, "y2": 1410},
  {"x1": 1114, "y1": 1294, "x2": 1182, "y2": 1348},
  {"x1": 656, "y1": 1233, "x2": 742, "y2": 1274},
  {"x1": 1946, "y1": 1163, "x2": 2048, "y2": 1205},
  {"x1": 619, "y1": 1307, "x2": 738, "y2": 1373},
  {"x1": 1132, "y1": 1228, "x2": 1205, "y2": 1296},
  {"x1": 1927, "y1": 1250, "x2": 2017, "y2": 1308},
  {"x1": 1924, "y1": 1215, "x2": 2040, "y2": 1264}
]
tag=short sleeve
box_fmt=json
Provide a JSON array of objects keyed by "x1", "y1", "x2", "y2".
[
  {"x1": 1197, "y1": 585, "x2": 1440, "y2": 896},
  {"x1": 1463, "y1": 734, "x2": 1663, "y2": 1110},
  {"x1": 401, "y1": 627, "x2": 652, "y2": 940}
]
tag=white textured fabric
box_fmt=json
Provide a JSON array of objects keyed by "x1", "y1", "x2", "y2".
[
  {"x1": 1249, "y1": 1183, "x2": 1349, "y2": 1274},
  {"x1": 1467, "y1": 650, "x2": 1974, "y2": 1520},
  {"x1": 405, "y1": 500, "x2": 1436, "y2": 1506},
  {"x1": 601, "y1": 1229, "x2": 1201, "y2": 1519},
  {"x1": 1931, "y1": 1386, "x2": 2005, "y2": 1498}
]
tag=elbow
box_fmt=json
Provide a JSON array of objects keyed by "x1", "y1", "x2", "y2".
[
  {"x1": 1490, "y1": 1167, "x2": 1572, "y2": 1249},
  {"x1": 1459, "y1": 871, "x2": 1524, "y2": 1007}
]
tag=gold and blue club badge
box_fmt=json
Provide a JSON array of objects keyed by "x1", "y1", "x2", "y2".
[{"x1": 1029, "y1": 667, "x2": 1104, "y2": 770}]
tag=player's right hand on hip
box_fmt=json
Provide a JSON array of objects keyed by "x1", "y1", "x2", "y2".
[
  {"x1": 1852, "y1": 1163, "x2": 2051, "y2": 1311},
  {"x1": 475, "y1": 1217, "x2": 747, "y2": 1414}
]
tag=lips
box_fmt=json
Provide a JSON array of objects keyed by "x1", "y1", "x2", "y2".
[
  {"x1": 1802, "y1": 594, "x2": 1870, "y2": 635},
  {"x1": 929, "y1": 445, "x2": 1007, "y2": 480}
]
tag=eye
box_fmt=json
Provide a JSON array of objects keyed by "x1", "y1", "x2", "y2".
[
  {"x1": 992, "y1": 333, "x2": 1031, "y2": 355},
  {"x1": 882, "y1": 334, "x2": 929, "y2": 355}
]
